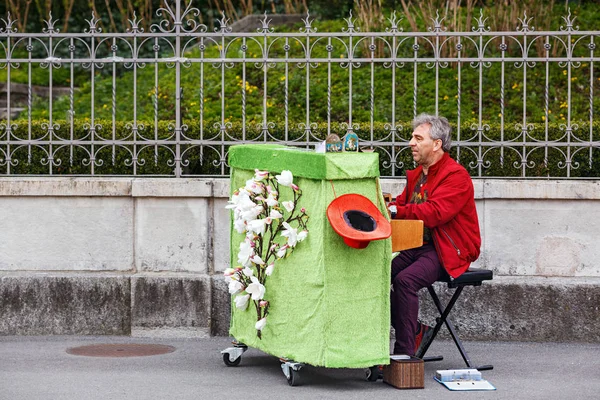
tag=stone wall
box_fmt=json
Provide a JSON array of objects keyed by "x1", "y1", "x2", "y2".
[{"x1": 1, "y1": 177, "x2": 599, "y2": 341}]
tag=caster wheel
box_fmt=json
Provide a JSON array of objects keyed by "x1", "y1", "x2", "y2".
[
  {"x1": 223, "y1": 352, "x2": 241, "y2": 367},
  {"x1": 287, "y1": 368, "x2": 300, "y2": 386},
  {"x1": 366, "y1": 365, "x2": 382, "y2": 381}
]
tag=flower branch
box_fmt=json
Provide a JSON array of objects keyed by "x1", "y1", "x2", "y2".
[{"x1": 225, "y1": 169, "x2": 309, "y2": 338}]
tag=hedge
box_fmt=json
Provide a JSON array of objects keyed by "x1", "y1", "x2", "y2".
[{"x1": 1, "y1": 119, "x2": 599, "y2": 177}]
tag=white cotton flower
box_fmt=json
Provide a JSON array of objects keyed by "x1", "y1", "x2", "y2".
[
  {"x1": 269, "y1": 209, "x2": 283, "y2": 219},
  {"x1": 234, "y1": 294, "x2": 250, "y2": 310},
  {"x1": 275, "y1": 170, "x2": 294, "y2": 187},
  {"x1": 242, "y1": 267, "x2": 254, "y2": 277},
  {"x1": 297, "y1": 230, "x2": 308, "y2": 242},
  {"x1": 245, "y1": 179, "x2": 264, "y2": 194},
  {"x1": 228, "y1": 279, "x2": 244, "y2": 295},
  {"x1": 276, "y1": 245, "x2": 288, "y2": 258},
  {"x1": 282, "y1": 201, "x2": 294, "y2": 212},
  {"x1": 266, "y1": 193, "x2": 279, "y2": 207},
  {"x1": 240, "y1": 205, "x2": 263, "y2": 222},
  {"x1": 233, "y1": 218, "x2": 247, "y2": 234},
  {"x1": 255, "y1": 317, "x2": 267, "y2": 331},
  {"x1": 236, "y1": 192, "x2": 256, "y2": 211},
  {"x1": 247, "y1": 218, "x2": 267, "y2": 236},
  {"x1": 281, "y1": 222, "x2": 298, "y2": 247},
  {"x1": 254, "y1": 169, "x2": 269, "y2": 181},
  {"x1": 265, "y1": 263, "x2": 274, "y2": 276},
  {"x1": 251, "y1": 255, "x2": 265, "y2": 265},
  {"x1": 246, "y1": 276, "x2": 266, "y2": 300},
  {"x1": 237, "y1": 240, "x2": 254, "y2": 267},
  {"x1": 225, "y1": 193, "x2": 240, "y2": 209}
]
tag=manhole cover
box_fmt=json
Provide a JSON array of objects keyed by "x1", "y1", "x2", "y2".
[{"x1": 66, "y1": 344, "x2": 176, "y2": 358}]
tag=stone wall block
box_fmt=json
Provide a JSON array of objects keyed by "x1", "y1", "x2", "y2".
[
  {"x1": 213, "y1": 198, "x2": 231, "y2": 273},
  {"x1": 0, "y1": 197, "x2": 133, "y2": 271},
  {"x1": 135, "y1": 198, "x2": 209, "y2": 273},
  {"x1": 210, "y1": 276, "x2": 231, "y2": 336},
  {"x1": 0, "y1": 275, "x2": 131, "y2": 335},
  {"x1": 132, "y1": 275, "x2": 210, "y2": 330}
]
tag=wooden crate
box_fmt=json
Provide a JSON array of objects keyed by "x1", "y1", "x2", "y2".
[{"x1": 383, "y1": 357, "x2": 425, "y2": 389}]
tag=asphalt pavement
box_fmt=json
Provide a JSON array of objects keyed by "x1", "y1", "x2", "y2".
[{"x1": 1, "y1": 336, "x2": 598, "y2": 400}]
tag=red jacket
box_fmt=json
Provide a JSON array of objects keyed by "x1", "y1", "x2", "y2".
[{"x1": 390, "y1": 153, "x2": 481, "y2": 278}]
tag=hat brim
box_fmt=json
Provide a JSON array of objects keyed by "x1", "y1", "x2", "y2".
[{"x1": 327, "y1": 194, "x2": 391, "y2": 249}]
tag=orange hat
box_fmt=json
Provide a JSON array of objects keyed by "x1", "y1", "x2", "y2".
[{"x1": 326, "y1": 194, "x2": 391, "y2": 249}]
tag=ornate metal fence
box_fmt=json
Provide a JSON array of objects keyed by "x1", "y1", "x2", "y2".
[{"x1": 1, "y1": 0, "x2": 599, "y2": 177}]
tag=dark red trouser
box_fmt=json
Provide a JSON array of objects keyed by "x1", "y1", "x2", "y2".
[{"x1": 391, "y1": 243, "x2": 446, "y2": 355}]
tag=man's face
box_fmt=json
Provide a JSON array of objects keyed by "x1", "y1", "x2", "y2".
[{"x1": 409, "y1": 123, "x2": 440, "y2": 166}]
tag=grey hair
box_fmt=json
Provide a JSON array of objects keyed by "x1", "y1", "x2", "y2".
[{"x1": 411, "y1": 113, "x2": 452, "y2": 152}]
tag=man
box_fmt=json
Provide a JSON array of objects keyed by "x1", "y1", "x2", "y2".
[{"x1": 388, "y1": 113, "x2": 481, "y2": 356}]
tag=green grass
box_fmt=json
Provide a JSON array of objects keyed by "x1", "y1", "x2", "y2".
[{"x1": 7, "y1": 5, "x2": 597, "y2": 127}]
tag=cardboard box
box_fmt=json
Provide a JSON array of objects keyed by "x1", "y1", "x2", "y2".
[{"x1": 383, "y1": 356, "x2": 424, "y2": 389}]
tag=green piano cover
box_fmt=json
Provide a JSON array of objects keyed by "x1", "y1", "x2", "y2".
[{"x1": 228, "y1": 144, "x2": 392, "y2": 368}]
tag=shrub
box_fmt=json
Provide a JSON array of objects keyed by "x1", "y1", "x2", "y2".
[{"x1": 2, "y1": 118, "x2": 598, "y2": 177}]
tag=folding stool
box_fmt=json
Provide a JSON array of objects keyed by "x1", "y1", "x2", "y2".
[{"x1": 415, "y1": 268, "x2": 494, "y2": 371}]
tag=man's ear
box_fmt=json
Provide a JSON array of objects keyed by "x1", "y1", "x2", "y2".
[{"x1": 434, "y1": 139, "x2": 442, "y2": 151}]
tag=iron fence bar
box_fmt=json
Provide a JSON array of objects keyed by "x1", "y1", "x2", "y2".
[
  {"x1": 499, "y1": 36, "x2": 505, "y2": 168},
  {"x1": 154, "y1": 37, "x2": 160, "y2": 166},
  {"x1": 111, "y1": 37, "x2": 117, "y2": 169},
  {"x1": 242, "y1": 36, "x2": 247, "y2": 140},
  {"x1": 590, "y1": 37, "x2": 595, "y2": 168},
  {"x1": 412, "y1": 37, "x2": 417, "y2": 119},
  {"x1": 174, "y1": 0, "x2": 182, "y2": 177},
  {"x1": 284, "y1": 36, "x2": 289, "y2": 141},
  {"x1": 567, "y1": 26, "x2": 573, "y2": 178},
  {"x1": 370, "y1": 36, "x2": 374, "y2": 141},
  {"x1": 28, "y1": 37, "x2": 32, "y2": 165},
  {"x1": 544, "y1": 35, "x2": 550, "y2": 172},
  {"x1": 326, "y1": 36, "x2": 331, "y2": 137},
  {"x1": 456, "y1": 44, "x2": 462, "y2": 165},
  {"x1": 6, "y1": 32, "x2": 11, "y2": 175}
]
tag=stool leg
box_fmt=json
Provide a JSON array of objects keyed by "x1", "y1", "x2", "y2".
[
  {"x1": 416, "y1": 286, "x2": 446, "y2": 359},
  {"x1": 421, "y1": 286, "x2": 475, "y2": 369}
]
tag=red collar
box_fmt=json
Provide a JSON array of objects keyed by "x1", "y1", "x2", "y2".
[{"x1": 426, "y1": 152, "x2": 450, "y2": 176}]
